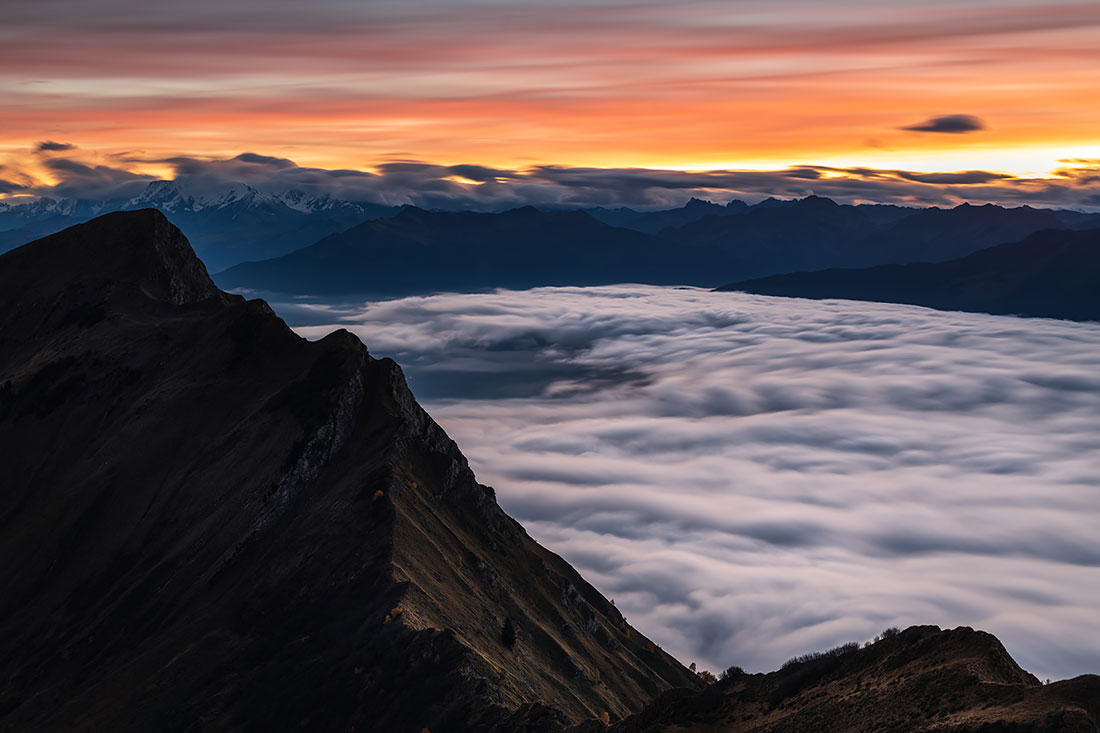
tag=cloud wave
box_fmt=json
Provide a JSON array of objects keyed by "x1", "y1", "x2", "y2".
[
  {"x1": 9, "y1": 149, "x2": 1100, "y2": 211},
  {"x1": 279, "y1": 286, "x2": 1100, "y2": 682}
]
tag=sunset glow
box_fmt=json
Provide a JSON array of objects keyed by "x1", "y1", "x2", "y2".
[{"x1": 2, "y1": 0, "x2": 1099, "y2": 206}]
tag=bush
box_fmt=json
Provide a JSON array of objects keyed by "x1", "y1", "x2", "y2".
[
  {"x1": 781, "y1": 641, "x2": 860, "y2": 670},
  {"x1": 873, "y1": 626, "x2": 902, "y2": 643},
  {"x1": 501, "y1": 616, "x2": 516, "y2": 648},
  {"x1": 720, "y1": 665, "x2": 746, "y2": 680}
]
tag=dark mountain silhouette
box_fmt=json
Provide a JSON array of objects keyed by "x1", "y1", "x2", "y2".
[
  {"x1": 719, "y1": 227, "x2": 1100, "y2": 322},
  {"x1": 0, "y1": 182, "x2": 400, "y2": 270},
  {"x1": 216, "y1": 205, "x2": 708, "y2": 295},
  {"x1": 661, "y1": 198, "x2": 1071, "y2": 280},
  {"x1": 5, "y1": 189, "x2": 1098, "y2": 289},
  {"x1": 584, "y1": 197, "x2": 750, "y2": 234},
  {"x1": 218, "y1": 197, "x2": 1096, "y2": 297},
  {"x1": 0, "y1": 210, "x2": 695, "y2": 731},
  {"x1": 586, "y1": 626, "x2": 1099, "y2": 732}
]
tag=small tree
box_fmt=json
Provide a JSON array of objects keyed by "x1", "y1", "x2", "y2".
[{"x1": 501, "y1": 616, "x2": 516, "y2": 648}]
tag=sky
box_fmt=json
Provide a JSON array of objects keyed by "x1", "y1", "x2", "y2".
[
  {"x1": 3, "y1": 0, "x2": 1100, "y2": 208},
  {"x1": 282, "y1": 286, "x2": 1100, "y2": 683}
]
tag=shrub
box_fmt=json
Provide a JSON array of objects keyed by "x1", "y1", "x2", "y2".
[
  {"x1": 782, "y1": 641, "x2": 860, "y2": 670},
  {"x1": 874, "y1": 626, "x2": 902, "y2": 643},
  {"x1": 720, "y1": 665, "x2": 746, "y2": 680},
  {"x1": 501, "y1": 616, "x2": 516, "y2": 648}
]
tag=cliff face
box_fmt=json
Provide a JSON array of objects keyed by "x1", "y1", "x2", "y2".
[
  {"x1": 592, "y1": 626, "x2": 1100, "y2": 733},
  {"x1": 0, "y1": 210, "x2": 695, "y2": 732}
]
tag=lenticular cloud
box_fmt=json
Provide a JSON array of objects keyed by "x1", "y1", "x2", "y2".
[{"x1": 286, "y1": 286, "x2": 1100, "y2": 682}]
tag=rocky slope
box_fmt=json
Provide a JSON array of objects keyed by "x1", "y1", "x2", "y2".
[
  {"x1": 719, "y1": 227, "x2": 1100, "y2": 322},
  {"x1": 0, "y1": 210, "x2": 695, "y2": 731},
  {"x1": 587, "y1": 626, "x2": 1100, "y2": 732}
]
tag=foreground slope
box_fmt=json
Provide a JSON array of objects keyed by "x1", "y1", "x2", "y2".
[
  {"x1": 589, "y1": 626, "x2": 1100, "y2": 732},
  {"x1": 719, "y1": 227, "x2": 1100, "y2": 322},
  {"x1": 0, "y1": 210, "x2": 695, "y2": 731}
]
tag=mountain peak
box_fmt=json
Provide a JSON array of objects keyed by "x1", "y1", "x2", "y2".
[{"x1": 0, "y1": 209, "x2": 221, "y2": 309}]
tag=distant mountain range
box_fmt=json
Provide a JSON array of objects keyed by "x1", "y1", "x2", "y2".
[
  {"x1": 4, "y1": 210, "x2": 1098, "y2": 730},
  {"x1": 4, "y1": 184, "x2": 1100, "y2": 293},
  {"x1": 216, "y1": 205, "x2": 709, "y2": 296},
  {"x1": 0, "y1": 181, "x2": 399, "y2": 270},
  {"x1": 719, "y1": 227, "x2": 1100, "y2": 322},
  {"x1": 217, "y1": 196, "x2": 1100, "y2": 298}
]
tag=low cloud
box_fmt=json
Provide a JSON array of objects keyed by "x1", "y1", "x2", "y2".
[
  {"x1": 8, "y1": 149, "x2": 1100, "y2": 211},
  {"x1": 900, "y1": 114, "x2": 986, "y2": 133},
  {"x1": 36, "y1": 140, "x2": 75, "y2": 152},
  {"x1": 276, "y1": 286, "x2": 1100, "y2": 682},
  {"x1": 38, "y1": 157, "x2": 154, "y2": 200}
]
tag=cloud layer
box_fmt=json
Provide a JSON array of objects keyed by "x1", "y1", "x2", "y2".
[
  {"x1": 9, "y1": 149, "x2": 1100, "y2": 211},
  {"x1": 280, "y1": 286, "x2": 1100, "y2": 682}
]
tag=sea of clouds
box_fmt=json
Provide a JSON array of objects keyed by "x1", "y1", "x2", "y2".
[{"x1": 281, "y1": 286, "x2": 1100, "y2": 682}]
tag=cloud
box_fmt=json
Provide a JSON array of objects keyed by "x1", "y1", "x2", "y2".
[
  {"x1": 0, "y1": 179, "x2": 26, "y2": 194},
  {"x1": 7, "y1": 148, "x2": 1100, "y2": 211},
  {"x1": 36, "y1": 141, "x2": 75, "y2": 152},
  {"x1": 38, "y1": 157, "x2": 154, "y2": 200},
  {"x1": 274, "y1": 285, "x2": 1100, "y2": 683},
  {"x1": 900, "y1": 114, "x2": 986, "y2": 133}
]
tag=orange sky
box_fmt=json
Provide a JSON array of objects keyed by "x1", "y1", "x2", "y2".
[{"x1": 2, "y1": 0, "x2": 1099, "y2": 198}]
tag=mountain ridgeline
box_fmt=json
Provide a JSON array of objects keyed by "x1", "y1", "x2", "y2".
[
  {"x1": 720, "y1": 227, "x2": 1100, "y2": 322},
  {"x1": 2, "y1": 211, "x2": 1098, "y2": 731},
  {"x1": 6, "y1": 182, "x2": 1100, "y2": 293},
  {"x1": 0, "y1": 181, "x2": 402, "y2": 271},
  {"x1": 216, "y1": 196, "x2": 1100, "y2": 297}
]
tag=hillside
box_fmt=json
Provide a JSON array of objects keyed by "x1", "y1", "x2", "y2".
[
  {"x1": 587, "y1": 626, "x2": 1100, "y2": 732},
  {"x1": 719, "y1": 227, "x2": 1100, "y2": 322},
  {"x1": 0, "y1": 210, "x2": 696, "y2": 731}
]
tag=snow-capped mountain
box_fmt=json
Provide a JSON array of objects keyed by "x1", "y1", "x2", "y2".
[{"x1": 0, "y1": 181, "x2": 401, "y2": 270}]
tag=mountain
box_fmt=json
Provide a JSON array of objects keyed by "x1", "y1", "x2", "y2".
[
  {"x1": 584, "y1": 198, "x2": 750, "y2": 234},
  {"x1": 215, "y1": 198, "x2": 1100, "y2": 297},
  {"x1": 661, "y1": 198, "x2": 1071, "y2": 281},
  {"x1": 216, "y1": 205, "x2": 709, "y2": 295},
  {"x1": 591, "y1": 626, "x2": 1100, "y2": 732},
  {"x1": 0, "y1": 181, "x2": 401, "y2": 270},
  {"x1": 0, "y1": 210, "x2": 696, "y2": 730},
  {"x1": 718, "y1": 227, "x2": 1100, "y2": 322}
]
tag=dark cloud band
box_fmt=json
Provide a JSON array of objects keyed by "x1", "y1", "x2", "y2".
[{"x1": 9, "y1": 149, "x2": 1100, "y2": 211}]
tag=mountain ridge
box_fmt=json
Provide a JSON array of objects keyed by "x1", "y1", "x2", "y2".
[
  {"x1": 0, "y1": 210, "x2": 695, "y2": 730},
  {"x1": 718, "y1": 226, "x2": 1100, "y2": 322}
]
